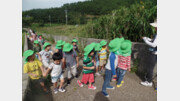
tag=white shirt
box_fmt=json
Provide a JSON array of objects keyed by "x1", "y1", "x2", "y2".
[
  {"x1": 39, "y1": 50, "x2": 52, "y2": 62},
  {"x1": 49, "y1": 63, "x2": 62, "y2": 77},
  {"x1": 143, "y1": 34, "x2": 157, "y2": 55}
]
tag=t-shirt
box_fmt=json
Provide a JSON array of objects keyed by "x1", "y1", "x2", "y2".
[
  {"x1": 73, "y1": 45, "x2": 80, "y2": 54},
  {"x1": 83, "y1": 56, "x2": 94, "y2": 74},
  {"x1": 24, "y1": 59, "x2": 43, "y2": 79},
  {"x1": 39, "y1": 50, "x2": 52, "y2": 62},
  {"x1": 49, "y1": 62, "x2": 62, "y2": 77},
  {"x1": 63, "y1": 50, "x2": 77, "y2": 68},
  {"x1": 99, "y1": 47, "x2": 107, "y2": 60}
]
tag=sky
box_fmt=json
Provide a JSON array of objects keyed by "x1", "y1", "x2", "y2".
[{"x1": 22, "y1": 0, "x2": 87, "y2": 11}]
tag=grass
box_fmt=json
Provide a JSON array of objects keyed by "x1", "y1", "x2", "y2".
[{"x1": 30, "y1": 23, "x2": 87, "y2": 38}]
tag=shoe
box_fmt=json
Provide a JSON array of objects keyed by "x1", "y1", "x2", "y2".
[
  {"x1": 59, "y1": 87, "x2": 66, "y2": 92},
  {"x1": 121, "y1": 81, "x2": 124, "y2": 84},
  {"x1": 102, "y1": 91, "x2": 109, "y2": 97},
  {"x1": 117, "y1": 84, "x2": 122, "y2": 88},
  {"x1": 88, "y1": 85, "x2": 96, "y2": 90},
  {"x1": 95, "y1": 72, "x2": 100, "y2": 76},
  {"x1": 107, "y1": 86, "x2": 115, "y2": 90},
  {"x1": 77, "y1": 80, "x2": 83, "y2": 87},
  {"x1": 54, "y1": 88, "x2": 58, "y2": 94},
  {"x1": 67, "y1": 80, "x2": 70, "y2": 85},
  {"x1": 75, "y1": 75, "x2": 78, "y2": 78},
  {"x1": 140, "y1": 81, "x2": 153, "y2": 87}
]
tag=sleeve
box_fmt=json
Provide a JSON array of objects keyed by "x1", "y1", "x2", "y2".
[
  {"x1": 143, "y1": 36, "x2": 157, "y2": 48},
  {"x1": 36, "y1": 59, "x2": 43, "y2": 67},
  {"x1": 126, "y1": 56, "x2": 131, "y2": 69},
  {"x1": 23, "y1": 64, "x2": 29, "y2": 73},
  {"x1": 110, "y1": 53, "x2": 116, "y2": 75},
  {"x1": 48, "y1": 63, "x2": 53, "y2": 69},
  {"x1": 39, "y1": 50, "x2": 43, "y2": 56}
]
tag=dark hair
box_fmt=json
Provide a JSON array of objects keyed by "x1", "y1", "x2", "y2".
[{"x1": 52, "y1": 53, "x2": 62, "y2": 61}]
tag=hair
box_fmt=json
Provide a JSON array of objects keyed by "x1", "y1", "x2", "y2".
[
  {"x1": 52, "y1": 53, "x2": 62, "y2": 61},
  {"x1": 88, "y1": 49, "x2": 95, "y2": 56}
]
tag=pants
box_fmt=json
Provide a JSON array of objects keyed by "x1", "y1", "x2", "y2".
[
  {"x1": 67, "y1": 65, "x2": 77, "y2": 79},
  {"x1": 145, "y1": 54, "x2": 157, "y2": 82},
  {"x1": 117, "y1": 68, "x2": 126, "y2": 85},
  {"x1": 102, "y1": 69, "x2": 112, "y2": 93}
]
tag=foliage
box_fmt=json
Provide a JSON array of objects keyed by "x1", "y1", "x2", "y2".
[
  {"x1": 85, "y1": 0, "x2": 157, "y2": 42},
  {"x1": 43, "y1": 35, "x2": 55, "y2": 44},
  {"x1": 22, "y1": 16, "x2": 33, "y2": 27},
  {"x1": 130, "y1": 59, "x2": 139, "y2": 73}
]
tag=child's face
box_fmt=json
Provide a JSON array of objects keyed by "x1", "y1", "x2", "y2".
[
  {"x1": 54, "y1": 60, "x2": 61, "y2": 65},
  {"x1": 89, "y1": 51, "x2": 94, "y2": 56},
  {"x1": 72, "y1": 42, "x2": 76, "y2": 46},
  {"x1": 35, "y1": 43, "x2": 39, "y2": 46},
  {"x1": 102, "y1": 45, "x2": 106, "y2": 48},
  {"x1": 46, "y1": 46, "x2": 51, "y2": 51},
  {"x1": 28, "y1": 54, "x2": 35, "y2": 61}
]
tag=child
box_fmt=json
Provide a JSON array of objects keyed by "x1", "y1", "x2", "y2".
[
  {"x1": 94, "y1": 43, "x2": 102, "y2": 76},
  {"x1": 55, "y1": 40, "x2": 66, "y2": 57},
  {"x1": 62, "y1": 43, "x2": 79, "y2": 85},
  {"x1": 116, "y1": 40, "x2": 132, "y2": 88},
  {"x1": 77, "y1": 43, "x2": 96, "y2": 90},
  {"x1": 99, "y1": 40, "x2": 109, "y2": 73},
  {"x1": 102, "y1": 38, "x2": 122, "y2": 97},
  {"x1": 39, "y1": 42, "x2": 53, "y2": 70},
  {"x1": 23, "y1": 50, "x2": 47, "y2": 92},
  {"x1": 33, "y1": 40, "x2": 41, "y2": 59},
  {"x1": 37, "y1": 34, "x2": 45, "y2": 45},
  {"x1": 43, "y1": 53, "x2": 66, "y2": 94},
  {"x1": 72, "y1": 39, "x2": 81, "y2": 56}
]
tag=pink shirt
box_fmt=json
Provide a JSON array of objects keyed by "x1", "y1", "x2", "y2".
[{"x1": 117, "y1": 55, "x2": 131, "y2": 70}]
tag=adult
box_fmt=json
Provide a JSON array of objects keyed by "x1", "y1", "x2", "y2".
[{"x1": 140, "y1": 19, "x2": 157, "y2": 87}]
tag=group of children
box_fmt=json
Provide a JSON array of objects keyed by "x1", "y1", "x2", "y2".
[{"x1": 23, "y1": 36, "x2": 132, "y2": 97}]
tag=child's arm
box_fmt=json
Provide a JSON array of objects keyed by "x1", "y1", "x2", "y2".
[
  {"x1": 83, "y1": 66, "x2": 95, "y2": 70},
  {"x1": 110, "y1": 53, "x2": 116, "y2": 77},
  {"x1": 62, "y1": 58, "x2": 66, "y2": 69},
  {"x1": 76, "y1": 56, "x2": 79, "y2": 68},
  {"x1": 43, "y1": 68, "x2": 51, "y2": 77}
]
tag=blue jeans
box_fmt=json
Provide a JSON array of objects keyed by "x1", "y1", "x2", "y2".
[
  {"x1": 117, "y1": 68, "x2": 126, "y2": 85},
  {"x1": 102, "y1": 69, "x2": 113, "y2": 93}
]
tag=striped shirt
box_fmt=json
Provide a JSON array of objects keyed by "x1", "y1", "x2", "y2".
[
  {"x1": 117, "y1": 55, "x2": 131, "y2": 70},
  {"x1": 99, "y1": 47, "x2": 107, "y2": 60},
  {"x1": 83, "y1": 56, "x2": 94, "y2": 74}
]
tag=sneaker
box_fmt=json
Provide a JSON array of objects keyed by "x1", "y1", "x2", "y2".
[
  {"x1": 117, "y1": 84, "x2": 122, "y2": 88},
  {"x1": 67, "y1": 80, "x2": 71, "y2": 85},
  {"x1": 140, "y1": 81, "x2": 153, "y2": 87},
  {"x1": 102, "y1": 91, "x2": 109, "y2": 97},
  {"x1": 121, "y1": 80, "x2": 124, "y2": 84},
  {"x1": 59, "y1": 87, "x2": 66, "y2": 92},
  {"x1": 77, "y1": 80, "x2": 83, "y2": 87},
  {"x1": 107, "y1": 86, "x2": 115, "y2": 90},
  {"x1": 88, "y1": 85, "x2": 96, "y2": 90},
  {"x1": 95, "y1": 72, "x2": 100, "y2": 76},
  {"x1": 54, "y1": 88, "x2": 58, "y2": 94}
]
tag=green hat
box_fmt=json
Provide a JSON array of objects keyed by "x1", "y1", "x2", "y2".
[
  {"x1": 56, "y1": 40, "x2": 66, "y2": 47},
  {"x1": 63, "y1": 43, "x2": 73, "y2": 52},
  {"x1": 119, "y1": 40, "x2": 132, "y2": 55},
  {"x1": 43, "y1": 42, "x2": 51, "y2": 50},
  {"x1": 23, "y1": 50, "x2": 34, "y2": 64},
  {"x1": 95, "y1": 43, "x2": 102, "y2": 51},
  {"x1": 84, "y1": 43, "x2": 96, "y2": 56},
  {"x1": 109, "y1": 38, "x2": 122, "y2": 52},
  {"x1": 34, "y1": 40, "x2": 39, "y2": 44},
  {"x1": 55, "y1": 45, "x2": 62, "y2": 49},
  {"x1": 100, "y1": 40, "x2": 107, "y2": 46},
  {"x1": 72, "y1": 39, "x2": 78, "y2": 43}
]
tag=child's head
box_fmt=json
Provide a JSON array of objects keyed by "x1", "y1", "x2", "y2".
[
  {"x1": 72, "y1": 39, "x2": 78, "y2": 46},
  {"x1": 27, "y1": 53, "x2": 35, "y2": 61},
  {"x1": 89, "y1": 49, "x2": 94, "y2": 56},
  {"x1": 45, "y1": 45, "x2": 51, "y2": 51},
  {"x1": 23, "y1": 50, "x2": 35, "y2": 63},
  {"x1": 100, "y1": 40, "x2": 107, "y2": 48},
  {"x1": 63, "y1": 43, "x2": 73, "y2": 53},
  {"x1": 84, "y1": 43, "x2": 96, "y2": 57},
  {"x1": 34, "y1": 40, "x2": 39, "y2": 46},
  {"x1": 43, "y1": 42, "x2": 51, "y2": 51},
  {"x1": 52, "y1": 53, "x2": 62, "y2": 65},
  {"x1": 72, "y1": 42, "x2": 76, "y2": 46}
]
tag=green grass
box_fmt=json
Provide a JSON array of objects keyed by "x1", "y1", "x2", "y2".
[
  {"x1": 30, "y1": 23, "x2": 87, "y2": 37},
  {"x1": 22, "y1": 32, "x2": 25, "y2": 56}
]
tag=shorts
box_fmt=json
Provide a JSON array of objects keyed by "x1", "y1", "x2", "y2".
[
  {"x1": 42, "y1": 60, "x2": 50, "y2": 68},
  {"x1": 51, "y1": 73, "x2": 64, "y2": 83},
  {"x1": 67, "y1": 65, "x2": 77, "y2": 79},
  {"x1": 99, "y1": 59, "x2": 107, "y2": 67},
  {"x1": 96, "y1": 61, "x2": 99, "y2": 67},
  {"x1": 81, "y1": 73, "x2": 94, "y2": 84}
]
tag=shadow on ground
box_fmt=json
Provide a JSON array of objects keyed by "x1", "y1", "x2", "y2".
[{"x1": 93, "y1": 91, "x2": 110, "y2": 101}]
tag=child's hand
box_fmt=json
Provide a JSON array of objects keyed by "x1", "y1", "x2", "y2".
[
  {"x1": 128, "y1": 68, "x2": 131, "y2": 72},
  {"x1": 43, "y1": 73, "x2": 46, "y2": 77},
  {"x1": 91, "y1": 66, "x2": 95, "y2": 69},
  {"x1": 113, "y1": 75, "x2": 117, "y2": 78}
]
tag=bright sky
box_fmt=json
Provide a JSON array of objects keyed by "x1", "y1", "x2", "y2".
[{"x1": 22, "y1": 0, "x2": 87, "y2": 11}]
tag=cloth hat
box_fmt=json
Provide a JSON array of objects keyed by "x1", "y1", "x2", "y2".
[
  {"x1": 120, "y1": 40, "x2": 132, "y2": 55},
  {"x1": 72, "y1": 39, "x2": 78, "y2": 43},
  {"x1": 109, "y1": 38, "x2": 123, "y2": 52},
  {"x1": 34, "y1": 40, "x2": 39, "y2": 44},
  {"x1": 43, "y1": 42, "x2": 51, "y2": 50},
  {"x1": 84, "y1": 43, "x2": 96, "y2": 56},
  {"x1": 150, "y1": 19, "x2": 157, "y2": 27},
  {"x1": 23, "y1": 50, "x2": 34, "y2": 64},
  {"x1": 56, "y1": 40, "x2": 66, "y2": 46},
  {"x1": 95, "y1": 43, "x2": 102, "y2": 51},
  {"x1": 100, "y1": 40, "x2": 107, "y2": 46},
  {"x1": 55, "y1": 45, "x2": 62, "y2": 49},
  {"x1": 63, "y1": 43, "x2": 73, "y2": 52}
]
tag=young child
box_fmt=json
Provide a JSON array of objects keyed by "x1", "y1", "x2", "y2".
[
  {"x1": 116, "y1": 40, "x2": 132, "y2": 88},
  {"x1": 77, "y1": 43, "x2": 96, "y2": 90},
  {"x1": 37, "y1": 34, "x2": 44, "y2": 45},
  {"x1": 55, "y1": 40, "x2": 66, "y2": 57},
  {"x1": 94, "y1": 43, "x2": 102, "y2": 76},
  {"x1": 99, "y1": 40, "x2": 109, "y2": 73},
  {"x1": 102, "y1": 38, "x2": 122, "y2": 97},
  {"x1": 33, "y1": 40, "x2": 41, "y2": 59},
  {"x1": 23, "y1": 50, "x2": 47, "y2": 92},
  {"x1": 39, "y1": 42, "x2": 53, "y2": 70},
  {"x1": 62, "y1": 43, "x2": 79, "y2": 85},
  {"x1": 43, "y1": 53, "x2": 66, "y2": 94},
  {"x1": 72, "y1": 39, "x2": 81, "y2": 56}
]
